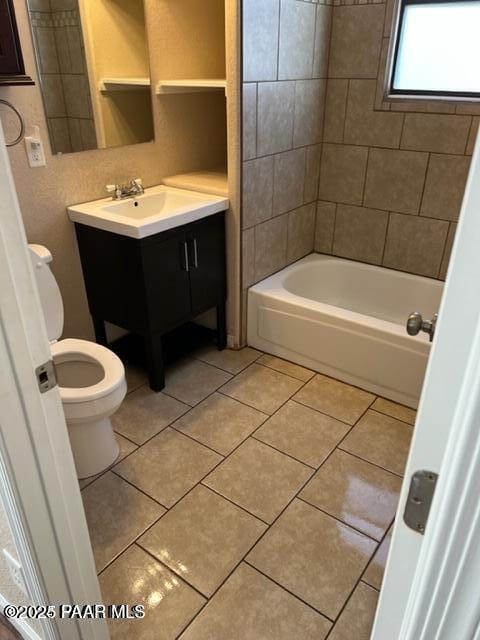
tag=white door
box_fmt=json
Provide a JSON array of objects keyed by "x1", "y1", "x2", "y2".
[
  {"x1": 0, "y1": 122, "x2": 109, "y2": 640},
  {"x1": 372, "y1": 130, "x2": 480, "y2": 639}
]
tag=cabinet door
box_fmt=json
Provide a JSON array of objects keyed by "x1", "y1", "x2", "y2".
[
  {"x1": 187, "y1": 213, "x2": 226, "y2": 316},
  {"x1": 142, "y1": 229, "x2": 192, "y2": 333}
]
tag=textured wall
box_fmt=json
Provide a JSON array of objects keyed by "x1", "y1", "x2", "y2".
[
  {"x1": 241, "y1": 0, "x2": 332, "y2": 338},
  {"x1": 1, "y1": 0, "x2": 235, "y2": 341},
  {"x1": 315, "y1": 0, "x2": 478, "y2": 279}
]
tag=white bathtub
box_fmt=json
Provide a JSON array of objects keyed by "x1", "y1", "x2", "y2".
[{"x1": 247, "y1": 254, "x2": 444, "y2": 408}]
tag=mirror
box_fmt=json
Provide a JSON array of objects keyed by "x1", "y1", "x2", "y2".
[{"x1": 26, "y1": 0, "x2": 154, "y2": 154}]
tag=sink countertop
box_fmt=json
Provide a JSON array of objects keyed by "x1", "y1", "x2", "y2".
[{"x1": 67, "y1": 184, "x2": 229, "y2": 239}]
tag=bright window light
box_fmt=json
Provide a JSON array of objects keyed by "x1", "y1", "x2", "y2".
[{"x1": 391, "y1": 1, "x2": 480, "y2": 97}]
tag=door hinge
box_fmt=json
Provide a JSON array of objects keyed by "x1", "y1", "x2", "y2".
[
  {"x1": 35, "y1": 359, "x2": 57, "y2": 393},
  {"x1": 404, "y1": 470, "x2": 438, "y2": 535}
]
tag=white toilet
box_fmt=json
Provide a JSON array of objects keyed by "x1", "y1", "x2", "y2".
[{"x1": 29, "y1": 244, "x2": 127, "y2": 480}]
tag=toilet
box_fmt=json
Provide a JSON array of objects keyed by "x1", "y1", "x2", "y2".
[{"x1": 29, "y1": 244, "x2": 127, "y2": 480}]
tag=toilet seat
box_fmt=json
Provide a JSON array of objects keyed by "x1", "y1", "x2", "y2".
[{"x1": 51, "y1": 338, "x2": 125, "y2": 404}]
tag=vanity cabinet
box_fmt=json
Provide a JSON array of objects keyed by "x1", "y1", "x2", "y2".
[
  {"x1": 0, "y1": 0, "x2": 34, "y2": 85},
  {"x1": 75, "y1": 212, "x2": 227, "y2": 391}
]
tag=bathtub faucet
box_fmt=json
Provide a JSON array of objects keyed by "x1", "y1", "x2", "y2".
[{"x1": 406, "y1": 312, "x2": 438, "y2": 342}]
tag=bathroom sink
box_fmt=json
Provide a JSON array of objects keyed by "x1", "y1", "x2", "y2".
[{"x1": 67, "y1": 185, "x2": 229, "y2": 239}]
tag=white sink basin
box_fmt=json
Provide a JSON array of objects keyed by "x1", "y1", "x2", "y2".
[{"x1": 67, "y1": 185, "x2": 229, "y2": 239}]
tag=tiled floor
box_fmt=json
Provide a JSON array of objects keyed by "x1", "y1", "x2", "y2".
[{"x1": 80, "y1": 346, "x2": 415, "y2": 639}]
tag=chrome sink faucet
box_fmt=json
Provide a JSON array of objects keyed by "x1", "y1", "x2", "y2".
[{"x1": 106, "y1": 178, "x2": 144, "y2": 200}]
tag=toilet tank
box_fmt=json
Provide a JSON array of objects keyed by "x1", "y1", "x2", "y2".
[{"x1": 29, "y1": 244, "x2": 64, "y2": 342}]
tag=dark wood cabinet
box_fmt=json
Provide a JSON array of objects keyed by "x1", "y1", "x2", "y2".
[
  {"x1": 75, "y1": 212, "x2": 227, "y2": 391},
  {"x1": 0, "y1": 0, "x2": 34, "y2": 85}
]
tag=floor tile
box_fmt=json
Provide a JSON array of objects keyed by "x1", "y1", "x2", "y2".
[
  {"x1": 221, "y1": 364, "x2": 303, "y2": 414},
  {"x1": 194, "y1": 346, "x2": 262, "y2": 374},
  {"x1": 81, "y1": 472, "x2": 164, "y2": 572},
  {"x1": 114, "y1": 428, "x2": 222, "y2": 507},
  {"x1": 173, "y1": 392, "x2": 267, "y2": 455},
  {"x1": 113, "y1": 386, "x2": 190, "y2": 445},
  {"x1": 79, "y1": 434, "x2": 137, "y2": 489},
  {"x1": 254, "y1": 400, "x2": 349, "y2": 467},
  {"x1": 294, "y1": 374, "x2": 375, "y2": 424},
  {"x1": 257, "y1": 355, "x2": 315, "y2": 382},
  {"x1": 179, "y1": 563, "x2": 331, "y2": 640},
  {"x1": 363, "y1": 526, "x2": 393, "y2": 590},
  {"x1": 164, "y1": 359, "x2": 232, "y2": 406},
  {"x1": 124, "y1": 363, "x2": 148, "y2": 394},
  {"x1": 300, "y1": 450, "x2": 401, "y2": 540},
  {"x1": 100, "y1": 544, "x2": 205, "y2": 640},
  {"x1": 328, "y1": 582, "x2": 378, "y2": 640},
  {"x1": 341, "y1": 410, "x2": 413, "y2": 476},
  {"x1": 204, "y1": 438, "x2": 312, "y2": 523},
  {"x1": 371, "y1": 398, "x2": 417, "y2": 425},
  {"x1": 247, "y1": 499, "x2": 376, "y2": 619},
  {"x1": 138, "y1": 486, "x2": 266, "y2": 597}
]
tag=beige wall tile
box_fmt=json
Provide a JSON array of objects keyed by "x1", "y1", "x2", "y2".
[
  {"x1": 315, "y1": 201, "x2": 336, "y2": 253},
  {"x1": 242, "y1": 228, "x2": 255, "y2": 288},
  {"x1": 254, "y1": 215, "x2": 289, "y2": 281},
  {"x1": 41, "y1": 74, "x2": 66, "y2": 117},
  {"x1": 257, "y1": 81, "x2": 295, "y2": 156},
  {"x1": 344, "y1": 80, "x2": 404, "y2": 149},
  {"x1": 278, "y1": 0, "x2": 316, "y2": 80},
  {"x1": 439, "y1": 223, "x2": 457, "y2": 280},
  {"x1": 323, "y1": 79, "x2": 348, "y2": 144},
  {"x1": 364, "y1": 148, "x2": 429, "y2": 214},
  {"x1": 273, "y1": 148, "x2": 306, "y2": 215},
  {"x1": 313, "y1": 5, "x2": 332, "y2": 79},
  {"x1": 333, "y1": 204, "x2": 388, "y2": 265},
  {"x1": 35, "y1": 27, "x2": 59, "y2": 74},
  {"x1": 78, "y1": 119, "x2": 97, "y2": 151},
  {"x1": 466, "y1": 117, "x2": 479, "y2": 155},
  {"x1": 62, "y1": 74, "x2": 92, "y2": 119},
  {"x1": 243, "y1": 0, "x2": 280, "y2": 81},
  {"x1": 304, "y1": 144, "x2": 322, "y2": 204},
  {"x1": 401, "y1": 113, "x2": 472, "y2": 154},
  {"x1": 243, "y1": 156, "x2": 274, "y2": 229},
  {"x1": 375, "y1": 38, "x2": 391, "y2": 111},
  {"x1": 293, "y1": 79, "x2": 325, "y2": 147},
  {"x1": 243, "y1": 83, "x2": 257, "y2": 161},
  {"x1": 383, "y1": 213, "x2": 449, "y2": 278},
  {"x1": 329, "y1": 5, "x2": 384, "y2": 79},
  {"x1": 319, "y1": 144, "x2": 368, "y2": 205},
  {"x1": 421, "y1": 154, "x2": 470, "y2": 221},
  {"x1": 287, "y1": 203, "x2": 316, "y2": 263}
]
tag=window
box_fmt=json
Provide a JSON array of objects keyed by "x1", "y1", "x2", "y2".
[{"x1": 388, "y1": 0, "x2": 480, "y2": 99}]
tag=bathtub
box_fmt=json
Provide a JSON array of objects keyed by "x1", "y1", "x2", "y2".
[{"x1": 247, "y1": 254, "x2": 444, "y2": 409}]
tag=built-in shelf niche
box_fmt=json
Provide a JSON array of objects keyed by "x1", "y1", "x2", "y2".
[
  {"x1": 156, "y1": 79, "x2": 226, "y2": 95},
  {"x1": 100, "y1": 77, "x2": 151, "y2": 92}
]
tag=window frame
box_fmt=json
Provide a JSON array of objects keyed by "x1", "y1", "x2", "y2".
[{"x1": 386, "y1": 0, "x2": 480, "y2": 102}]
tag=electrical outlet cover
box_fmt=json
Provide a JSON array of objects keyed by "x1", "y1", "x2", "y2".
[{"x1": 2, "y1": 548, "x2": 28, "y2": 597}]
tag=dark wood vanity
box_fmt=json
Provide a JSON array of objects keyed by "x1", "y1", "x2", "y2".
[
  {"x1": 0, "y1": 0, "x2": 34, "y2": 85},
  {"x1": 75, "y1": 212, "x2": 227, "y2": 391}
]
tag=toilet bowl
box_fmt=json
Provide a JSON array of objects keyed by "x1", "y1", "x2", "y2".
[{"x1": 29, "y1": 244, "x2": 126, "y2": 479}]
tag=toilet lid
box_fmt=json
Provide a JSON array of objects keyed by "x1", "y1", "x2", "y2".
[{"x1": 51, "y1": 338, "x2": 125, "y2": 403}]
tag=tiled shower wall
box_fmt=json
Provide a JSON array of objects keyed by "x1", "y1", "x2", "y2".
[
  {"x1": 242, "y1": 0, "x2": 480, "y2": 337},
  {"x1": 315, "y1": 0, "x2": 478, "y2": 280},
  {"x1": 242, "y1": 0, "x2": 332, "y2": 303},
  {"x1": 29, "y1": 0, "x2": 97, "y2": 153}
]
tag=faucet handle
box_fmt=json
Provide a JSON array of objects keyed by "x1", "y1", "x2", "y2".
[
  {"x1": 133, "y1": 178, "x2": 143, "y2": 187},
  {"x1": 106, "y1": 184, "x2": 117, "y2": 194}
]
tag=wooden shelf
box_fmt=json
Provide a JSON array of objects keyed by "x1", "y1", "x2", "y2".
[
  {"x1": 163, "y1": 171, "x2": 228, "y2": 198},
  {"x1": 99, "y1": 77, "x2": 151, "y2": 92},
  {"x1": 156, "y1": 79, "x2": 226, "y2": 95}
]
